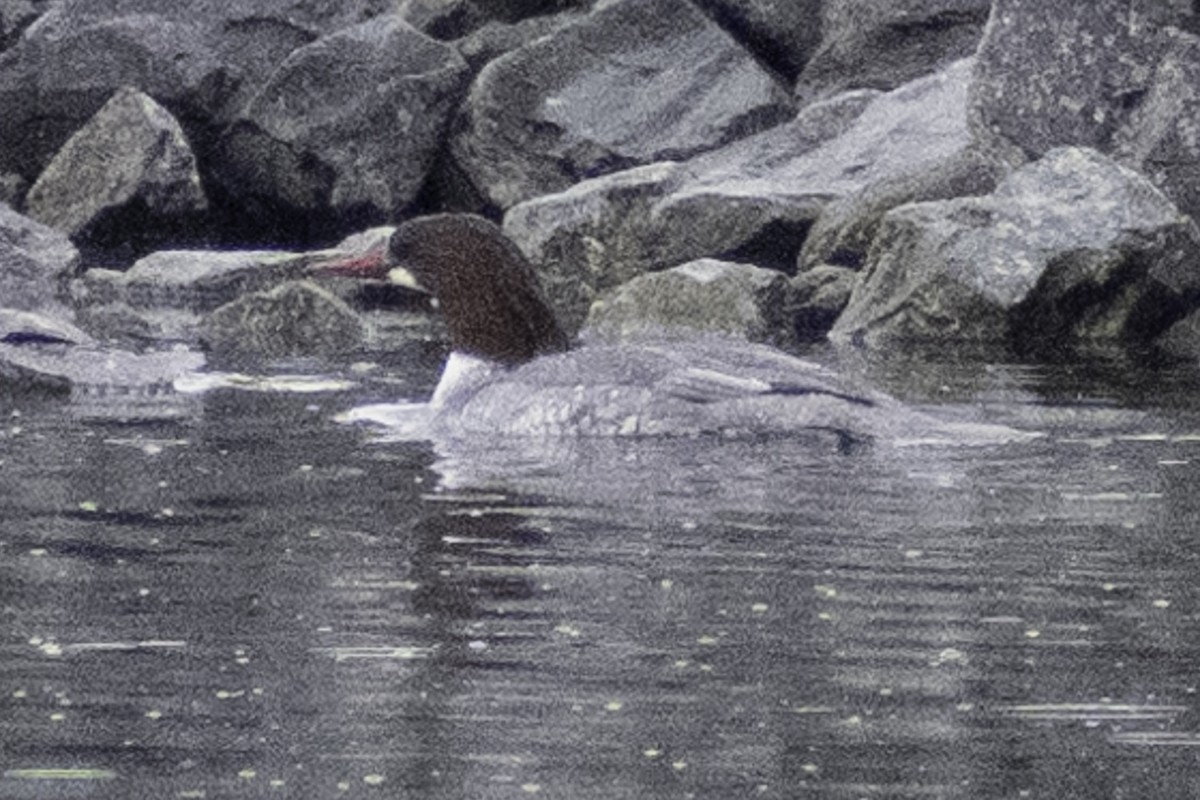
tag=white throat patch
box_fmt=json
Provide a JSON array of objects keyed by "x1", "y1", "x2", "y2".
[{"x1": 429, "y1": 351, "x2": 498, "y2": 408}]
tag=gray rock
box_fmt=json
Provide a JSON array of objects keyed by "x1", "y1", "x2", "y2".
[
  {"x1": 506, "y1": 59, "x2": 972, "y2": 332},
  {"x1": 796, "y1": 0, "x2": 990, "y2": 103},
  {"x1": 25, "y1": 86, "x2": 206, "y2": 241},
  {"x1": 0, "y1": 202, "x2": 79, "y2": 316},
  {"x1": 400, "y1": 0, "x2": 589, "y2": 39},
  {"x1": 798, "y1": 144, "x2": 1013, "y2": 271},
  {"x1": 1113, "y1": 31, "x2": 1200, "y2": 224},
  {"x1": 0, "y1": 308, "x2": 93, "y2": 345},
  {"x1": 200, "y1": 280, "x2": 365, "y2": 360},
  {"x1": 0, "y1": 171, "x2": 25, "y2": 207},
  {"x1": 0, "y1": 0, "x2": 395, "y2": 179},
  {"x1": 691, "y1": 0, "x2": 823, "y2": 81},
  {"x1": 454, "y1": 11, "x2": 581, "y2": 71},
  {"x1": 75, "y1": 250, "x2": 314, "y2": 316},
  {"x1": 1157, "y1": 307, "x2": 1200, "y2": 359},
  {"x1": 0, "y1": 340, "x2": 204, "y2": 396},
  {"x1": 451, "y1": 0, "x2": 794, "y2": 210},
  {"x1": 968, "y1": 0, "x2": 1165, "y2": 161},
  {"x1": 830, "y1": 147, "x2": 1200, "y2": 351},
  {"x1": 218, "y1": 15, "x2": 469, "y2": 220},
  {"x1": 583, "y1": 259, "x2": 794, "y2": 345},
  {"x1": 790, "y1": 265, "x2": 858, "y2": 341},
  {"x1": 0, "y1": 0, "x2": 46, "y2": 48}
]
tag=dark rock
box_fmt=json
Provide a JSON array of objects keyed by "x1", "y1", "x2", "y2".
[
  {"x1": 0, "y1": 171, "x2": 25, "y2": 207},
  {"x1": 830, "y1": 147, "x2": 1200, "y2": 353},
  {"x1": 691, "y1": 0, "x2": 823, "y2": 81},
  {"x1": 0, "y1": 340, "x2": 204, "y2": 396},
  {"x1": 25, "y1": 87, "x2": 206, "y2": 245},
  {"x1": 1157, "y1": 307, "x2": 1200, "y2": 359},
  {"x1": 506, "y1": 59, "x2": 972, "y2": 332},
  {"x1": 217, "y1": 15, "x2": 469, "y2": 222},
  {"x1": 583, "y1": 259, "x2": 794, "y2": 345},
  {"x1": 0, "y1": 0, "x2": 395, "y2": 180},
  {"x1": 790, "y1": 264, "x2": 857, "y2": 341},
  {"x1": 454, "y1": 11, "x2": 581, "y2": 72},
  {"x1": 400, "y1": 0, "x2": 590, "y2": 39},
  {"x1": 77, "y1": 249, "x2": 315, "y2": 313},
  {"x1": 451, "y1": 0, "x2": 794, "y2": 210},
  {"x1": 0, "y1": 0, "x2": 46, "y2": 49},
  {"x1": 799, "y1": 144, "x2": 1013, "y2": 271},
  {"x1": 0, "y1": 203, "x2": 79, "y2": 316},
  {"x1": 0, "y1": 309, "x2": 93, "y2": 345},
  {"x1": 200, "y1": 280, "x2": 365, "y2": 360},
  {"x1": 796, "y1": 0, "x2": 990, "y2": 103},
  {"x1": 1113, "y1": 30, "x2": 1200, "y2": 225},
  {"x1": 968, "y1": 0, "x2": 1168, "y2": 161}
]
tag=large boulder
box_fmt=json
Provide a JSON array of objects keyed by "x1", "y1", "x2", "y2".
[
  {"x1": 830, "y1": 147, "x2": 1200, "y2": 354},
  {"x1": 967, "y1": 0, "x2": 1198, "y2": 161},
  {"x1": 25, "y1": 87, "x2": 206, "y2": 247},
  {"x1": 798, "y1": 144, "x2": 1012, "y2": 271},
  {"x1": 200, "y1": 280, "x2": 365, "y2": 360},
  {"x1": 506, "y1": 59, "x2": 975, "y2": 332},
  {"x1": 583, "y1": 259, "x2": 794, "y2": 346},
  {"x1": 1114, "y1": 31, "x2": 1200, "y2": 225},
  {"x1": 795, "y1": 0, "x2": 990, "y2": 103},
  {"x1": 451, "y1": 0, "x2": 794, "y2": 210},
  {"x1": 0, "y1": 203, "x2": 79, "y2": 318},
  {"x1": 216, "y1": 15, "x2": 469, "y2": 223},
  {"x1": 691, "y1": 0, "x2": 823, "y2": 82},
  {"x1": 0, "y1": 0, "x2": 395, "y2": 180}
]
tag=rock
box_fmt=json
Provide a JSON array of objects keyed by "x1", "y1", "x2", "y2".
[
  {"x1": 1113, "y1": 31, "x2": 1200, "y2": 224},
  {"x1": 0, "y1": 0, "x2": 395, "y2": 180},
  {"x1": 830, "y1": 147, "x2": 1200, "y2": 353},
  {"x1": 400, "y1": 0, "x2": 589, "y2": 39},
  {"x1": 506, "y1": 59, "x2": 973, "y2": 332},
  {"x1": 1157, "y1": 307, "x2": 1200, "y2": 359},
  {"x1": 0, "y1": 340, "x2": 204, "y2": 396},
  {"x1": 25, "y1": 87, "x2": 206, "y2": 246},
  {"x1": 968, "y1": 0, "x2": 1169, "y2": 161},
  {"x1": 0, "y1": 0, "x2": 46, "y2": 49},
  {"x1": 0, "y1": 171, "x2": 25, "y2": 206},
  {"x1": 72, "y1": 248, "x2": 319, "y2": 343},
  {"x1": 451, "y1": 0, "x2": 794, "y2": 210},
  {"x1": 217, "y1": 15, "x2": 469, "y2": 222},
  {"x1": 0, "y1": 203, "x2": 79, "y2": 316},
  {"x1": 790, "y1": 265, "x2": 857, "y2": 341},
  {"x1": 691, "y1": 0, "x2": 823, "y2": 81},
  {"x1": 583, "y1": 259, "x2": 794, "y2": 345},
  {"x1": 798, "y1": 145, "x2": 1012, "y2": 271},
  {"x1": 454, "y1": 11, "x2": 581, "y2": 72},
  {"x1": 796, "y1": 0, "x2": 990, "y2": 103},
  {"x1": 0, "y1": 308, "x2": 93, "y2": 345},
  {"x1": 200, "y1": 280, "x2": 365, "y2": 360}
]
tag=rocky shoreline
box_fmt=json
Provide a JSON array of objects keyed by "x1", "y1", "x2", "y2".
[{"x1": 3, "y1": 0, "x2": 1200, "y2": 402}]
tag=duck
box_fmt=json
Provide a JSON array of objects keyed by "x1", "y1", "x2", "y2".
[{"x1": 315, "y1": 213, "x2": 1012, "y2": 446}]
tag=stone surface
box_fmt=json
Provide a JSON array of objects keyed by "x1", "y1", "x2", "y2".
[
  {"x1": 218, "y1": 15, "x2": 469, "y2": 221},
  {"x1": 789, "y1": 264, "x2": 857, "y2": 341},
  {"x1": 200, "y1": 280, "x2": 365, "y2": 360},
  {"x1": 796, "y1": 0, "x2": 990, "y2": 102},
  {"x1": 25, "y1": 86, "x2": 206, "y2": 242},
  {"x1": 583, "y1": 259, "x2": 794, "y2": 345},
  {"x1": 691, "y1": 0, "x2": 823, "y2": 81},
  {"x1": 1114, "y1": 30, "x2": 1200, "y2": 225},
  {"x1": 506, "y1": 59, "x2": 972, "y2": 332},
  {"x1": 452, "y1": 0, "x2": 794, "y2": 210},
  {"x1": 0, "y1": 340, "x2": 204, "y2": 395},
  {"x1": 830, "y1": 147, "x2": 1200, "y2": 352},
  {"x1": 0, "y1": 308, "x2": 92, "y2": 345},
  {"x1": 454, "y1": 11, "x2": 580, "y2": 71},
  {"x1": 0, "y1": 203, "x2": 79, "y2": 316},
  {"x1": 969, "y1": 0, "x2": 1168, "y2": 161},
  {"x1": 0, "y1": 0, "x2": 395, "y2": 179},
  {"x1": 798, "y1": 144, "x2": 1012, "y2": 271}
]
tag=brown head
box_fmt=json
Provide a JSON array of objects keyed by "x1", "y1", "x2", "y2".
[{"x1": 318, "y1": 214, "x2": 570, "y2": 365}]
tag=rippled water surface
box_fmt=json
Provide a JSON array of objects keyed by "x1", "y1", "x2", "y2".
[{"x1": 3, "y1": 351, "x2": 1200, "y2": 799}]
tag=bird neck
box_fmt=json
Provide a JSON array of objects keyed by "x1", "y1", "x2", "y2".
[{"x1": 429, "y1": 351, "x2": 502, "y2": 409}]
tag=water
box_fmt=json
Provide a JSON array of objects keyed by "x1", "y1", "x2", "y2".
[{"x1": 3, "y1": 350, "x2": 1200, "y2": 799}]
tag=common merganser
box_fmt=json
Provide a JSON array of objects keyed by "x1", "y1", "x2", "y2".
[{"x1": 317, "y1": 214, "x2": 1008, "y2": 444}]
